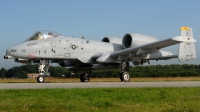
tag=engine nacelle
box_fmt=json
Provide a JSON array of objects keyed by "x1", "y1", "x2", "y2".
[
  {"x1": 122, "y1": 33, "x2": 158, "y2": 48},
  {"x1": 102, "y1": 36, "x2": 122, "y2": 45}
]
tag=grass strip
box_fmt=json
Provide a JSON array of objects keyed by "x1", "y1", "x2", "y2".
[{"x1": 0, "y1": 87, "x2": 199, "y2": 112}]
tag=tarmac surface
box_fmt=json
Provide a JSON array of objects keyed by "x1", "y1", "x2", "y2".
[{"x1": 0, "y1": 81, "x2": 200, "y2": 89}]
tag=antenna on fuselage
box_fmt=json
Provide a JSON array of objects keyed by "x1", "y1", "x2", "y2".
[{"x1": 82, "y1": 36, "x2": 84, "y2": 39}]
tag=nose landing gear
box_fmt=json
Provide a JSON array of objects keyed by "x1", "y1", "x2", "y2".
[
  {"x1": 37, "y1": 75, "x2": 45, "y2": 83},
  {"x1": 37, "y1": 60, "x2": 50, "y2": 83}
]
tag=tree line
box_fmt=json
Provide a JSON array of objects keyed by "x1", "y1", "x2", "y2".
[{"x1": 0, "y1": 64, "x2": 200, "y2": 78}]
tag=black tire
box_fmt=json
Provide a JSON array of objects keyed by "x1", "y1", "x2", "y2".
[
  {"x1": 80, "y1": 73, "x2": 90, "y2": 82},
  {"x1": 120, "y1": 72, "x2": 130, "y2": 82},
  {"x1": 37, "y1": 75, "x2": 45, "y2": 83}
]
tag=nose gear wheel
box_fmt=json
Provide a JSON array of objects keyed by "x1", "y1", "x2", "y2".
[{"x1": 37, "y1": 75, "x2": 45, "y2": 83}]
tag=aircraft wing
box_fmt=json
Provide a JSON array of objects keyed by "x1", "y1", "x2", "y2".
[
  {"x1": 96, "y1": 35, "x2": 196, "y2": 63},
  {"x1": 110, "y1": 36, "x2": 196, "y2": 57}
]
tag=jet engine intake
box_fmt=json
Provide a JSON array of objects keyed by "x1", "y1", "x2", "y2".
[
  {"x1": 102, "y1": 36, "x2": 122, "y2": 45},
  {"x1": 122, "y1": 33, "x2": 158, "y2": 48}
]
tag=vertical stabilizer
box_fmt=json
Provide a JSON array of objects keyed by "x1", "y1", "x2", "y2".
[
  {"x1": 180, "y1": 26, "x2": 193, "y2": 38},
  {"x1": 178, "y1": 27, "x2": 196, "y2": 62}
]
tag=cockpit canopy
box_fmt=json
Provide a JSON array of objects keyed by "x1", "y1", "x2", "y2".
[{"x1": 26, "y1": 31, "x2": 62, "y2": 41}]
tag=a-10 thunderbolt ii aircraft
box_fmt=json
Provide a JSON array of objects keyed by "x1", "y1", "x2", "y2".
[{"x1": 4, "y1": 27, "x2": 196, "y2": 83}]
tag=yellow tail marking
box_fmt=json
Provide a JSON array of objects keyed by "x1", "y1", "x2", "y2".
[{"x1": 181, "y1": 26, "x2": 190, "y2": 30}]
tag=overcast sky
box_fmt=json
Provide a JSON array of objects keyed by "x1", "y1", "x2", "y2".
[{"x1": 0, "y1": 0, "x2": 200, "y2": 69}]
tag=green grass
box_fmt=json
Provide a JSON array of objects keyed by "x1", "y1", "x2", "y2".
[{"x1": 0, "y1": 88, "x2": 200, "y2": 112}]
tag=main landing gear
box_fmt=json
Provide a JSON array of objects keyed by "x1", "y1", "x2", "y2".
[
  {"x1": 119, "y1": 62, "x2": 130, "y2": 82},
  {"x1": 37, "y1": 60, "x2": 50, "y2": 83},
  {"x1": 80, "y1": 72, "x2": 91, "y2": 82},
  {"x1": 78, "y1": 62, "x2": 130, "y2": 83}
]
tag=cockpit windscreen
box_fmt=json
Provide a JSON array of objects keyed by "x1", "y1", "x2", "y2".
[
  {"x1": 28, "y1": 32, "x2": 43, "y2": 41},
  {"x1": 26, "y1": 31, "x2": 62, "y2": 41}
]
